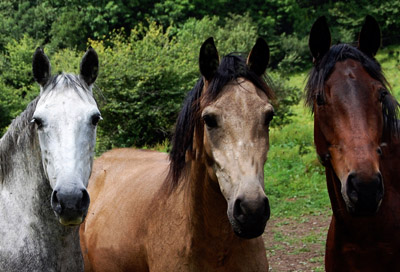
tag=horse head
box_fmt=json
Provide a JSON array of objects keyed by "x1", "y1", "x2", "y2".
[
  {"x1": 308, "y1": 16, "x2": 398, "y2": 216},
  {"x1": 31, "y1": 48, "x2": 100, "y2": 225},
  {"x1": 198, "y1": 38, "x2": 273, "y2": 238}
]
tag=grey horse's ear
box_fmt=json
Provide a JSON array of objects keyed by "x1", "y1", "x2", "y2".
[
  {"x1": 309, "y1": 16, "x2": 331, "y2": 63},
  {"x1": 199, "y1": 37, "x2": 219, "y2": 82},
  {"x1": 358, "y1": 15, "x2": 381, "y2": 57},
  {"x1": 247, "y1": 38, "x2": 269, "y2": 76},
  {"x1": 32, "y1": 48, "x2": 51, "y2": 86},
  {"x1": 80, "y1": 47, "x2": 99, "y2": 85}
]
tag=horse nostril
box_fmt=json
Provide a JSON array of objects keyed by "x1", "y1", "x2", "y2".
[
  {"x1": 233, "y1": 196, "x2": 270, "y2": 223},
  {"x1": 51, "y1": 190, "x2": 63, "y2": 215},
  {"x1": 264, "y1": 197, "x2": 271, "y2": 221},
  {"x1": 81, "y1": 189, "x2": 90, "y2": 210},
  {"x1": 347, "y1": 173, "x2": 359, "y2": 203},
  {"x1": 233, "y1": 198, "x2": 246, "y2": 224}
]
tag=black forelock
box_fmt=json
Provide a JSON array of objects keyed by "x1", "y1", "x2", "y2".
[{"x1": 305, "y1": 43, "x2": 399, "y2": 139}]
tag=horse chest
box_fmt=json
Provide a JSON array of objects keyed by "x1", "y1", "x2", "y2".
[
  {"x1": 331, "y1": 242, "x2": 400, "y2": 271},
  {"x1": 0, "y1": 182, "x2": 83, "y2": 271},
  {"x1": 327, "y1": 218, "x2": 400, "y2": 271}
]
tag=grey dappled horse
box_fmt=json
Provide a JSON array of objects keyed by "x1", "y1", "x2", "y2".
[{"x1": 0, "y1": 48, "x2": 100, "y2": 271}]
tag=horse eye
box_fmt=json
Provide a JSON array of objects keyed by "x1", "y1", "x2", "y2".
[
  {"x1": 377, "y1": 147, "x2": 383, "y2": 156},
  {"x1": 31, "y1": 118, "x2": 43, "y2": 129},
  {"x1": 318, "y1": 153, "x2": 331, "y2": 166},
  {"x1": 379, "y1": 89, "x2": 388, "y2": 102},
  {"x1": 91, "y1": 114, "x2": 102, "y2": 126},
  {"x1": 203, "y1": 114, "x2": 218, "y2": 129},
  {"x1": 264, "y1": 111, "x2": 274, "y2": 125}
]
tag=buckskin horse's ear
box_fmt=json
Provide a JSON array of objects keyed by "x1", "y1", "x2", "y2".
[
  {"x1": 247, "y1": 38, "x2": 269, "y2": 76},
  {"x1": 358, "y1": 15, "x2": 381, "y2": 57},
  {"x1": 32, "y1": 48, "x2": 51, "y2": 87},
  {"x1": 199, "y1": 37, "x2": 219, "y2": 82},
  {"x1": 309, "y1": 16, "x2": 331, "y2": 63},
  {"x1": 80, "y1": 46, "x2": 99, "y2": 86}
]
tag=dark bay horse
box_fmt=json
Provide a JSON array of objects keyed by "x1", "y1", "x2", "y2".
[
  {"x1": 0, "y1": 48, "x2": 100, "y2": 271},
  {"x1": 80, "y1": 37, "x2": 274, "y2": 271},
  {"x1": 307, "y1": 16, "x2": 400, "y2": 271}
]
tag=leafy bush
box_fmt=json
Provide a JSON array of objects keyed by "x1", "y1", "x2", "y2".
[
  {"x1": 0, "y1": 35, "x2": 39, "y2": 133},
  {"x1": 276, "y1": 34, "x2": 311, "y2": 73},
  {"x1": 90, "y1": 15, "x2": 261, "y2": 152},
  {"x1": 268, "y1": 72, "x2": 302, "y2": 127}
]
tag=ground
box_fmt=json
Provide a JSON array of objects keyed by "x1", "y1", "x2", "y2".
[{"x1": 263, "y1": 213, "x2": 331, "y2": 272}]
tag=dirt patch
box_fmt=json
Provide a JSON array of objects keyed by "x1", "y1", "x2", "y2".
[{"x1": 263, "y1": 214, "x2": 331, "y2": 271}]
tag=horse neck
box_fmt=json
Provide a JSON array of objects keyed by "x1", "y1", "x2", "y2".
[
  {"x1": 185, "y1": 155, "x2": 237, "y2": 251},
  {"x1": 0, "y1": 109, "x2": 83, "y2": 269},
  {"x1": 0, "y1": 119, "x2": 45, "y2": 194}
]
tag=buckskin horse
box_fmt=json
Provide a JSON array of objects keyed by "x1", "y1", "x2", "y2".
[
  {"x1": 306, "y1": 16, "x2": 400, "y2": 271},
  {"x1": 0, "y1": 48, "x2": 100, "y2": 271},
  {"x1": 80, "y1": 37, "x2": 274, "y2": 271}
]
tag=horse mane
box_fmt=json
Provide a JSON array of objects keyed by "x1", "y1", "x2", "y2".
[
  {"x1": 0, "y1": 97, "x2": 39, "y2": 183},
  {"x1": 165, "y1": 54, "x2": 275, "y2": 192},
  {"x1": 0, "y1": 73, "x2": 94, "y2": 183},
  {"x1": 43, "y1": 73, "x2": 94, "y2": 99},
  {"x1": 305, "y1": 43, "x2": 399, "y2": 139}
]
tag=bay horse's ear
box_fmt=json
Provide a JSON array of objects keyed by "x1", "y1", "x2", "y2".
[
  {"x1": 247, "y1": 38, "x2": 269, "y2": 76},
  {"x1": 32, "y1": 48, "x2": 51, "y2": 86},
  {"x1": 309, "y1": 16, "x2": 331, "y2": 62},
  {"x1": 358, "y1": 15, "x2": 381, "y2": 57},
  {"x1": 80, "y1": 46, "x2": 99, "y2": 86},
  {"x1": 199, "y1": 37, "x2": 219, "y2": 82}
]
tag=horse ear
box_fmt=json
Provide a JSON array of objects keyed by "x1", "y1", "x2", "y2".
[
  {"x1": 199, "y1": 37, "x2": 219, "y2": 82},
  {"x1": 32, "y1": 48, "x2": 51, "y2": 86},
  {"x1": 247, "y1": 38, "x2": 269, "y2": 76},
  {"x1": 80, "y1": 47, "x2": 99, "y2": 86},
  {"x1": 309, "y1": 16, "x2": 331, "y2": 62},
  {"x1": 358, "y1": 15, "x2": 381, "y2": 57}
]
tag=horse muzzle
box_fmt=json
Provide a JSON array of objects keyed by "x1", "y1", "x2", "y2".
[
  {"x1": 51, "y1": 188, "x2": 90, "y2": 226},
  {"x1": 229, "y1": 195, "x2": 270, "y2": 239},
  {"x1": 343, "y1": 172, "x2": 384, "y2": 216}
]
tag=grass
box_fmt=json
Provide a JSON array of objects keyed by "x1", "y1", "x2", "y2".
[
  {"x1": 376, "y1": 45, "x2": 400, "y2": 97},
  {"x1": 264, "y1": 103, "x2": 329, "y2": 218}
]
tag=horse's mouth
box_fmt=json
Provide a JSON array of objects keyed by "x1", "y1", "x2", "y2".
[
  {"x1": 344, "y1": 196, "x2": 382, "y2": 217},
  {"x1": 58, "y1": 216, "x2": 84, "y2": 226},
  {"x1": 229, "y1": 215, "x2": 268, "y2": 239}
]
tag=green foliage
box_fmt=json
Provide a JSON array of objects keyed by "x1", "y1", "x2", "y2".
[
  {"x1": 327, "y1": 0, "x2": 400, "y2": 44},
  {"x1": 276, "y1": 34, "x2": 311, "y2": 73},
  {"x1": 49, "y1": 8, "x2": 87, "y2": 50},
  {"x1": 0, "y1": 36, "x2": 40, "y2": 133},
  {"x1": 265, "y1": 104, "x2": 329, "y2": 217},
  {"x1": 90, "y1": 15, "x2": 261, "y2": 152},
  {"x1": 1, "y1": 0, "x2": 400, "y2": 154},
  {"x1": 375, "y1": 45, "x2": 400, "y2": 99},
  {"x1": 0, "y1": 1, "x2": 55, "y2": 50},
  {"x1": 90, "y1": 22, "x2": 190, "y2": 151},
  {"x1": 269, "y1": 73, "x2": 302, "y2": 127}
]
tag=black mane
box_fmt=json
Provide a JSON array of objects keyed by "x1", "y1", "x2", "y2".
[
  {"x1": 305, "y1": 43, "x2": 399, "y2": 138},
  {"x1": 166, "y1": 54, "x2": 274, "y2": 191}
]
